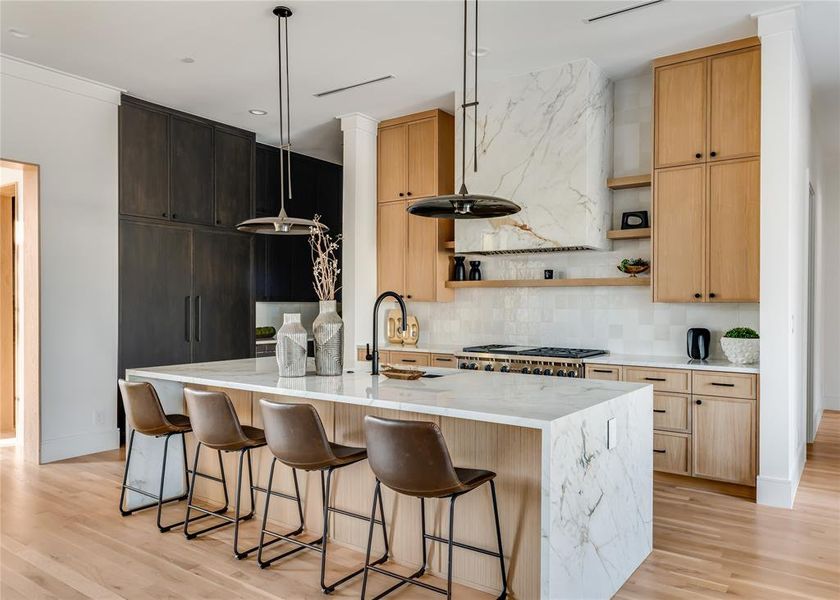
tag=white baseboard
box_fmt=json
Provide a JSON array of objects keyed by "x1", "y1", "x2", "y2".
[
  {"x1": 757, "y1": 474, "x2": 800, "y2": 509},
  {"x1": 40, "y1": 429, "x2": 120, "y2": 464}
]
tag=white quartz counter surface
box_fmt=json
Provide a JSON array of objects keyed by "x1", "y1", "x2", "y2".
[
  {"x1": 127, "y1": 357, "x2": 648, "y2": 430},
  {"x1": 583, "y1": 353, "x2": 759, "y2": 374}
]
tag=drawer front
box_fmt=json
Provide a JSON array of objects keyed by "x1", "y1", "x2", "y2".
[
  {"x1": 430, "y1": 353, "x2": 458, "y2": 368},
  {"x1": 653, "y1": 432, "x2": 690, "y2": 475},
  {"x1": 625, "y1": 366, "x2": 691, "y2": 393},
  {"x1": 586, "y1": 364, "x2": 621, "y2": 381},
  {"x1": 389, "y1": 351, "x2": 430, "y2": 367},
  {"x1": 692, "y1": 371, "x2": 756, "y2": 399},
  {"x1": 653, "y1": 393, "x2": 691, "y2": 432}
]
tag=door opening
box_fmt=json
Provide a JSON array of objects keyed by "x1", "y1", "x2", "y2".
[{"x1": 1, "y1": 182, "x2": 15, "y2": 443}]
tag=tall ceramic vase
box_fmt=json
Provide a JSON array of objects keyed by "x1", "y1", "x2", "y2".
[
  {"x1": 276, "y1": 313, "x2": 307, "y2": 377},
  {"x1": 313, "y1": 300, "x2": 344, "y2": 376}
]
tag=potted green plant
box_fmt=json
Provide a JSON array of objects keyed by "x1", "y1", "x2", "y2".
[
  {"x1": 617, "y1": 258, "x2": 650, "y2": 277},
  {"x1": 720, "y1": 327, "x2": 759, "y2": 364}
]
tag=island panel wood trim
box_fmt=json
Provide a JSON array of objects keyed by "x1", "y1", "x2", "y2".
[
  {"x1": 607, "y1": 227, "x2": 651, "y2": 240},
  {"x1": 652, "y1": 431, "x2": 691, "y2": 475},
  {"x1": 693, "y1": 370, "x2": 757, "y2": 399},
  {"x1": 624, "y1": 366, "x2": 691, "y2": 394},
  {"x1": 651, "y1": 36, "x2": 760, "y2": 68},
  {"x1": 446, "y1": 277, "x2": 650, "y2": 289},
  {"x1": 607, "y1": 174, "x2": 652, "y2": 190}
]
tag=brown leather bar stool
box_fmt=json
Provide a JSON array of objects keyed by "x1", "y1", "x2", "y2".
[
  {"x1": 256, "y1": 400, "x2": 389, "y2": 594},
  {"x1": 183, "y1": 388, "x2": 273, "y2": 559},
  {"x1": 117, "y1": 379, "x2": 225, "y2": 532},
  {"x1": 361, "y1": 415, "x2": 508, "y2": 600}
]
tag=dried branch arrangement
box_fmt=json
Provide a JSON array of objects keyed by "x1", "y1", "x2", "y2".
[{"x1": 309, "y1": 215, "x2": 342, "y2": 301}]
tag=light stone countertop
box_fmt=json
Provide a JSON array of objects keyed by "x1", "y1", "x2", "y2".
[
  {"x1": 583, "y1": 353, "x2": 759, "y2": 374},
  {"x1": 127, "y1": 357, "x2": 649, "y2": 430}
]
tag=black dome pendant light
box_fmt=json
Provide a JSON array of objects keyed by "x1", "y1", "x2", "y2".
[
  {"x1": 407, "y1": 0, "x2": 520, "y2": 220},
  {"x1": 237, "y1": 6, "x2": 325, "y2": 235}
]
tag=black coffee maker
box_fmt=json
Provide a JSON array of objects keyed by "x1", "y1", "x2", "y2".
[{"x1": 687, "y1": 328, "x2": 711, "y2": 360}]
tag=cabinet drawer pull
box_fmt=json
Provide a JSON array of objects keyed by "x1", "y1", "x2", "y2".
[
  {"x1": 435, "y1": 357, "x2": 452, "y2": 362},
  {"x1": 653, "y1": 449, "x2": 667, "y2": 454},
  {"x1": 401, "y1": 358, "x2": 416, "y2": 363},
  {"x1": 644, "y1": 377, "x2": 667, "y2": 382},
  {"x1": 653, "y1": 409, "x2": 667, "y2": 414},
  {"x1": 593, "y1": 369, "x2": 613, "y2": 373},
  {"x1": 710, "y1": 382, "x2": 735, "y2": 387}
]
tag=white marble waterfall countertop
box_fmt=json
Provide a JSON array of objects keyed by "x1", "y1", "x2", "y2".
[
  {"x1": 127, "y1": 357, "x2": 648, "y2": 430},
  {"x1": 582, "y1": 353, "x2": 760, "y2": 374}
]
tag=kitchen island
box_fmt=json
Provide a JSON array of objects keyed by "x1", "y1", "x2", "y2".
[{"x1": 126, "y1": 358, "x2": 653, "y2": 599}]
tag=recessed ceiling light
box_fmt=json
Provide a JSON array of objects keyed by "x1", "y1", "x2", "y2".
[
  {"x1": 180, "y1": 57, "x2": 195, "y2": 64},
  {"x1": 249, "y1": 109, "x2": 268, "y2": 116},
  {"x1": 469, "y1": 47, "x2": 490, "y2": 57},
  {"x1": 8, "y1": 28, "x2": 30, "y2": 39}
]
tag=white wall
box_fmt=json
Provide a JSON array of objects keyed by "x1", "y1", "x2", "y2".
[
  {"x1": 0, "y1": 56, "x2": 121, "y2": 462},
  {"x1": 409, "y1": 73, "x2": 759, "y2": 358}
]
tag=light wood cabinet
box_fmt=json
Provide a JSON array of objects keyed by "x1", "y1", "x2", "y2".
[
  {"x1": 652, "y1": 39, "x2": 760, "y2": 304},
  {"x1": 585, "y1": 364, "x2": 622, "y2": 381},
  {"x1": 624, "y1": 366, "x2": 691, "y2": 394},
  {"x1": 653, "y1": 432, "x2": 691, "y2": 475},
  {"x1": 389, "y1": 351, "x2": 431, "y2": 367},
  {"x1": 377, "y1": 110, "x2": 455, "y2": 302},
  {"x1": 430, "y1": 353, "x2": 458, "y2": 368},
  {"x1": 692, "y1": 395, "x2": 755, "y2": 484},
  {"x1": 653, "y1": 393, "x2": 691, "y2": 433}
]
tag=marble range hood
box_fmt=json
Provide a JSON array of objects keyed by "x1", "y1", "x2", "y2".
[{"x1": 455, "y1": 59, "x2": 614, "y2": 254}]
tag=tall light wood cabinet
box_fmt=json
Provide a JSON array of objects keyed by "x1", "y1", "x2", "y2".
[
  {"x1": 377, "y1": 110, "x2": 455, "y2": 302},
  {"x1": 652, "y1": 38, "x2": 760, "y2": 303}
]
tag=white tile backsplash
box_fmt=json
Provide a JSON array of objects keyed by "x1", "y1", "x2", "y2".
[{"x1": 404, "y1": 72, "x2": 759, "y2": 359}]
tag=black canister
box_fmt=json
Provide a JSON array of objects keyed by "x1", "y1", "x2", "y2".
[
  {"x1": 453, "y1": 256, "x2": 467, "y2": 281},
  {"x1": 468, "y1": 260, "x2": 482, "y2": 281},
  {"x1": 687, "y1": 328, "x2": 710, "y2": 360}
]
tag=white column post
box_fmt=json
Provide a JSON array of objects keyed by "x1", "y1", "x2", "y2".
[{"x1": 338, "y1": 113, "x2": 379, "y2": 366}]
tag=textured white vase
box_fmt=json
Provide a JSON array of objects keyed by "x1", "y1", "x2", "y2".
[
  {"x1": 276, "y1": 313, "x2": 307, "y2": 377},
  {"x1": 720, "y1": 337, "x2": 760, "y2": 365},
  {"x1": 313, "y1": 300, "x2": 344, "y2": 376}
]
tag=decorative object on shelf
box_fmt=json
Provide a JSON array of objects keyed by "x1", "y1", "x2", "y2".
[
  {"x1": 275, "y1": 313, "x2": 307, "y2": 377},
  {"x1": 256, "y1": 326, "x2": 277, "y2": 340},
  {"x1": 236, "y1": 7, "x2": 325, "y2": 235},
  {"x1": 617, "y1": 258, "x2": 650, "y2": 277},
  {"x1": 406, "y1": 0, "x2": 520, "y2": 220},
  {"x1": 402, "y1": 315, "x2": 420, "y2": 346},
  {"x1": 686, "y1": 328, "x2": 711, "y2": 360},
  {"x1": 720, "y1": 327, "x2": 759, "y2": 364},
  {"x1": 310, "y1": 215, "x2": 344, "y2": 375},
  {"x1": 453, "y1": 256, "x2": 467, "y2": 281},
  {"x1": 468, "y1": 260, "x2": 482, "y2": 280},
  {"x1": 386, "y1": 309, "x2": 404, "y2": 344},
  {"x1": 544, "y1": 269, "x2": 554, "y2": 280},
  {"x1": 381, "y1": 367, "x2": 426, "y2": 381},
  {"x1": 620, "y1": 210, "x2": 649, "y2": 230}
]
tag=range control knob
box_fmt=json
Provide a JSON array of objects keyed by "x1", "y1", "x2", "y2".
[
  {"x1": 542, "y1": 369, "x2": 553, "y2": 376},
  {"x1": 556, "y1": 370, "x2": 566, "y2": 377},
  {"x1": 500, "y1": 365, "x2": 510, "y2": 373},
  {"x1": 459, "y1": 362, "x2": 468, "y2": 369},
  {"x1": 469, "y1": 363, "x2": 478, "y2": 370},
  {"x1": 520, "y1": 367, "x2": 530, "y2": 375},
  {"x1": 566, "y1": 371, "x2": 577, "y2": 378},
  {"x1": 531, "y1": 368, "x2": 542, "y2": 375},
  {"x1": 484, "y1": 364, "x2": 494, "y2": 372}
]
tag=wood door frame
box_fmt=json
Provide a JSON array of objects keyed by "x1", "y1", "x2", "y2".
[
  {"x1": 0, "y1": 159, "x2": 40, "y2": 464},
  {"x1": 1, "y1": 182, "x2": 15, "y2": 435}
]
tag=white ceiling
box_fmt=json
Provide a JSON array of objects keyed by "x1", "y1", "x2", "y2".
[{"x1": 1, "y1": 1, "x2": 838, "y2": 164}]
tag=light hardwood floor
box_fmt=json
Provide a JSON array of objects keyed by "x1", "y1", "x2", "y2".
[{"x1": 2, "y1": 413, "x2": 838, "y2": 599}]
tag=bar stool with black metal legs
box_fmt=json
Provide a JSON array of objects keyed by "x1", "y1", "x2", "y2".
[
  {"x1": 256, "y1": 400, "x2": 390, "y2": 594},
  {"x1": 360, "y1": 415, "x2": 508, "y2": 600},
  {"x1": 182, "y1": 388, "x2": 278, "y2": 560},
  {"x1": 117, "y1": 379, "x2": 226, "y2": 533}
]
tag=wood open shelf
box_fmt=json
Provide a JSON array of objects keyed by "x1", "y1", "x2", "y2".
[
  {"x1": 445, "y1": 277, "x2": 650, "y2": 289},
  {"x1": 607, "y1": 227, "x2": 651, "y2": 240},
  {"x1": 607, "y1": 174, "x2": 651, "y2": 190},
  {"x1": 443, "y1": 240, "x2": 455, "y2": 250}
]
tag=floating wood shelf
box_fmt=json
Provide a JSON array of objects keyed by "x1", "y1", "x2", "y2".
[
  {"x1": 607, "y1": 227, "x2": 651, "y2": 240},
  {"x1": 445, "y1": 277, "x2": 650, "y2": 289},
  {"x1": 607, "y1": 174, "x2": 651, "y2": 190},
  {"x1": 443, "y1": 241, "x2": 456, "y2": 250}
]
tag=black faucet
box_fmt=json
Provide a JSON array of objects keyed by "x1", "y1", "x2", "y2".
[{"x1": 371, "y1": 291, "x2": 407, "y2": 375}]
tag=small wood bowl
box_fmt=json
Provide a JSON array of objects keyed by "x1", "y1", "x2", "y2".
[
  {"x1": 381, "y1": 368, "x2": 426, "y2": 381},
  {"x1": 617, "y1": 264, "x2": 650, "y2": 277}
]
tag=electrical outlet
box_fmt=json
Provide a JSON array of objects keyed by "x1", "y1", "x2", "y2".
[
  {"x1": 93, "y1": 409, "x2": 105, "y2": 426},
  {"x1": 607, "y1": 417, "x2": 617, "y2": 450}
]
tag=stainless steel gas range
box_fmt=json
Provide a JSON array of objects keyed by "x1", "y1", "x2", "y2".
[{"x1": 455, "y1": 345, "x2": 607, "y2": 378}]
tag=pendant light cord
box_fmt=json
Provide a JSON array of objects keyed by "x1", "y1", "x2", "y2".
[
  {"x1": 474, "y1": 0, "x2": 478, "y2": 174},
  {"x1": 284, "y1": 14, "x2": 293, "y2": 202},
  {"x1": 461, "y1": 0, "x2": 467, "y2": 192},
  {"x1": 277, "y1": 11, "x2": 286, "y2": 214}
]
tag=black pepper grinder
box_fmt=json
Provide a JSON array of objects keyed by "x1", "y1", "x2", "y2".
[{"x1": 468, "y1": 260, "x2": 482, "y2": 281}]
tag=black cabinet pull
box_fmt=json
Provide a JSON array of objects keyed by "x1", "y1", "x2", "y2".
[
  {"x1": 711, "y1": 382, "x2": 735, "y2": 387},
  {"x1": 184, "y1": 296, "x2": 191, "y2": 342},
  {"x1": 406, "y1": 295, "x2": 412, "y2": 299},
  {"x1": 407, "y1": 192, "x2": 412, "y2": 196},
  {"x1": 435, "y1": 357, "x2": 452, "y2": 362},
  {"x1": 695, "y1": 153, "x2": 702, "y2": 159},
  {"x1": 710, "y1": 151, "x2": 717, "y2": 157},
  {"x1": 216, "y1": 219, "x2": 222, "y2": 225},
  {"x1": 401, "y1": 358, "x2": 417, "y2": 363},
  {"x1": 162, "y1": 212, "x2": 168, "y2": 218},
  {"x1": 399, "y1": 193, "x2": 405, "y2": 197},
  {"x1": 694, "y1": 293, "x2": 702, "y2": 298},
  {"x1": 653, "y1": 449, "x2": 667, "y2": 454},
  {"x1": 593, "y1": 369, "x2": 613, "y2": 373},
  {"x1": 695, "y1": 399, "x2": 703, "y2": 405},
  {"x1": 644, "y1": 377, "x2": 667, "y2": 382},
  {"x1": 709, "y1": 293, "x2": 717, "y2": 298},
  {"x1": 194, "y1": 295, "x2": 201, "y2": 342},
  {"x1": 172, "y1": 213, "x2": 178, "y2": 219},
  {"x1": 653, "y1": 409, "x2": 667, "y2": 413}
]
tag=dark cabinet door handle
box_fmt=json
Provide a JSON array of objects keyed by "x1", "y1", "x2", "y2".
[
  {"x1": 710, "y1": 151, "x2": 717, "y2": 157},
  {"x1": 402, "y1": 358, "x2": 417, "y2": 363},
  {"x1": 406, "y1": 295, "x2": 412, "y2": 299},
  {"x1": 399, "y1": 193, "x2": 405, "y2": 197},
  {"x1": 435, "y1": 357, "x2": 452, "y2": 362},
  {"x1": 711, "y1": 382, "x2": 735, "y2": 387},
  {"x1": 216, "y1": 219, "x2": 222, "y2": 225},
  {"x1": 694, "y1": 293, "x2": 702, "y2": 298},
  {"x1": 593, "y1": 369, "x2": 613, "y2": 373},
  {"x1": 194, "y1": 295, "x2": 201, "y2": 342},
  {"x1": 162, "y1": 212, "x2": 168, "y2": 218},
  {"x1": 184, "y1": 296, "x2": 191, "y2": 342},
  {"x1": 709, "y1": 293, "x2": 717, "y2": 298},
  {"x1": 695, "y1": 399, "x2": 703, "y2": 405},
  {"x1": 695, "y1": 153, "x2": 702, "y2": 159},
  {"x1": 653, "y1": 449, "x2": 667, "y2": 454},
  {"x1": 172, "y1": 213, "x2": 178, "y2": 220},
  {"x1": 407, "y1": 192, "x2": 412, "y2": 196},
  {"x1": 644, "y1": 377, "x2": 667, "y2": 382},
  {"x1": 653, "y1": 409, "x2": 667, "y2": 413}
]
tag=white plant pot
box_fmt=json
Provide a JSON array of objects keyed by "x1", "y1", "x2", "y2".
[{"x1": 720, "y1": 337, "x2": 759, "y2": 365}]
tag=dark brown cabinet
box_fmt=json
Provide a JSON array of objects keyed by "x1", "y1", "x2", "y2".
[
  {"x1": 215, "y1": 130, "x2": 254, "y2": 227},
  {"x1": 119, "y1": 102, "x2": 169, "y2": 219},
  {"x1": 255, "y1": 144, "x2": 281, "y2": 217},
  {"x1": 170, "y1": 116, "x2": 214, "y2": 225}
]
